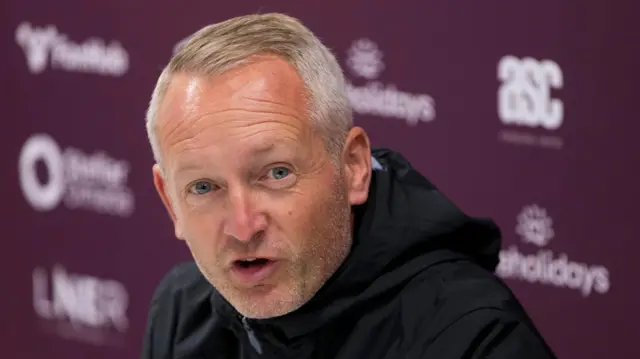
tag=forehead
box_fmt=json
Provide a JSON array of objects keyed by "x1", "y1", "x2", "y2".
[
  {"x1": 155, "y1": 55, "x2": 314, "y2": 169},
  {"x1": 159, "y1": 55, "x2": 309, "y2": 126}
]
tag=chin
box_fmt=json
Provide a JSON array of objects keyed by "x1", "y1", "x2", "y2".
[{"x1": 228, "y1": 283, "x2": 311, "y2": 319}]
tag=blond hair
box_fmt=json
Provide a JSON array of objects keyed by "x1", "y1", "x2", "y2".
[{"x1": 145, "y1": 13, "x2": 353, "y2": 166}]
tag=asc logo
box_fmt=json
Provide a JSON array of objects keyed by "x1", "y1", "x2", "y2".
[{"x1": 497, "y1": 56, "x2": 564, "y2": 130}]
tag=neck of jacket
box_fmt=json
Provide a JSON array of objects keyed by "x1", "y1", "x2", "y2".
[{"x1": 211, "y1": 148, "x2": 502, "y2": 357}]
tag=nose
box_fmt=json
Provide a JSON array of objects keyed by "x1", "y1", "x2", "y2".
[{"x1": 223, "y1": 187, "x2": 267, "y2": 243}]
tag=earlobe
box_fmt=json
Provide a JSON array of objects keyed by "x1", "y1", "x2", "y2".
[
  {"x1": 343, "y1": 127, "x2": 372, "y2": 206},
  {"x1": 175, "y1": 226, "x2": 185, "y2": 240},
  {"x1": 152, "y1": 164, "x2": 185, "y2": 240}
]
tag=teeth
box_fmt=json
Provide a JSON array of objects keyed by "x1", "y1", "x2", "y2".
[{"x1": 245, "y1": 258, "x2": 257, "y2": 261}]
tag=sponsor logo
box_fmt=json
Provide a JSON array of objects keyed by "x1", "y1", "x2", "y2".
[
  {"x1": 497, "y1": 56, "x2": 564, "y2": 149},
  {"x1": 497, "y1": 204, "x2": 611, "y2": 297},
  {"x1": 32, "y1": 265, "x2": 129, "y2": 346},
  {"x1": 345, "y1": 38, "x2": 436, "y2": 126},
  {"x1": 172, "y1": 35, "x2": 191, "y2": 55},
  {"x1": 18, "y1": 133, "x2": 134, "y2": 217},
  {"x1": 15, "y1": 22, "x2": 129, "y2": 76},
  {"x1": 515, "y1": 205, "x2": 555, "y2": 247}
]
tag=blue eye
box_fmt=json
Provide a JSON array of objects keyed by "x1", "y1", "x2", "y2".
[
  {"x1": 191, "y1": 181, "x2": 213, "y2": 194},
  {"x1": 269, "y1": 167, "x2": 290, "y2": 180}
]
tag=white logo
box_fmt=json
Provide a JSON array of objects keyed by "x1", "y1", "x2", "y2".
[
  {"x1": 346, "y1": 39, "x2": 385, "y2": 80},
  {"x1": 173, "y1": 35, "x2": 191, "y2": 55},
  {"x1": 15, "y1": 22, "x2": 129, "y2": 76},
  {"x1": 497, "y1": 56, "x2": 563, "y2": 130},
  {"x1": 18, "y1": 133, "x2": 135, "y2": 217},
  {"x1": 497, "y1": 204, "x2": 611, "y2": 297},
  {"x1": 515, "y1": 204, "x2": 554, "y2": 247},
  {"x1": 345, "y1": 38, "x2": 435, "y2": 126},
  {"x1": 33, "y1": 265, "x2": 129, "y2": 345}
]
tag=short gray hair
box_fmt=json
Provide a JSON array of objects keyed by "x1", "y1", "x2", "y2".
[{"x1": 145, "y1": 13, "x2": 353, "y2": 166}]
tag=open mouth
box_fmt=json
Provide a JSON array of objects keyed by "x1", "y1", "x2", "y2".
[
  {"x1": 231, "y1": 258, "x2": 277, "y2": 283},
  {"x1": 235, "y1": 258, "x2": 270, "y2": 268}
]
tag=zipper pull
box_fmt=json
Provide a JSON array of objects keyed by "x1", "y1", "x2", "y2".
[{"x1": 242, "y1": 316, "x2": 263, "y2": 354}]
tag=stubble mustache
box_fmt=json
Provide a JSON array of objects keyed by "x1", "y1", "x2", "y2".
[{"x1": 220, "y1": 233, "x2": 289, "y2": 265}]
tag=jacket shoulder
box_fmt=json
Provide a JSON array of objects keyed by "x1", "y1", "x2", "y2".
[
  {"x1": 403, "y1": 258, "x2": 535, "y2": 326},
  {"x1": 399, "y1": 258, "x2": 556, "y2": 358},
  {"x1": 141, "y1": 262, "x2": 228, "y2": 359},
  {"x1": 150, "y1": 261, "x2": 211, "y2": 306}
]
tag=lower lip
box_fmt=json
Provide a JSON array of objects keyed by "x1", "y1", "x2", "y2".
[{"x1": 230, "y1": 260, "x2": 279, "y2": 284}]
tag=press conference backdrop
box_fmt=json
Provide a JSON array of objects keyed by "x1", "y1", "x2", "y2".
[{"x1": 3, "y1": 1, "x2": 638, "y2": 358}]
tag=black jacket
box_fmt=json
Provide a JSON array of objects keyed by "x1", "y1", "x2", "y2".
[{"x1": 141, "y1": 148, "x2": 557, "y2": 359}]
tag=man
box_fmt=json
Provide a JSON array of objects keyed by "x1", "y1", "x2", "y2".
[{"x1": 141, "y1": 13, "x2": 556, "y2": 359}]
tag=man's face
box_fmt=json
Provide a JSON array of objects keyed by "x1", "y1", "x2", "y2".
[{"x1": 152, "y1": 55, "x2": 371, "y2": 319}]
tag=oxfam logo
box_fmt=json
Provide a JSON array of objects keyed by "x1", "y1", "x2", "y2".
[
  {"x1": 346, "y1": 38, "x2": 385, "y2": 80},
  {"x1": 18, "y1": 133, "x2": 65, "y2": 211}
]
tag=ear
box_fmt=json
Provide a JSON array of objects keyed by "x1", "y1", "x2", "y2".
[
  {"x1": 342, "y1": 127, "x2": 372, "y2": 206},
  {"x1": 152, "y1": 164, "x2": 185, "y2": 240}
]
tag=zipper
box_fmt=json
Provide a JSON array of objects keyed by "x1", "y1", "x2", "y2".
[{"x1": 242, "y1": 316, "x2": 263, "y2": 354}]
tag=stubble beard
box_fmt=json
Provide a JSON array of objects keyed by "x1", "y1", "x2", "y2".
[
  {"x1": 275, "y1": 172, "x2": 353, "y2": 318},
  {"x1": 241, "y1": 171, "x2": 352, "y2": 319},
  {"x1": 188, "y1": 163, "x2": 353, "y2": 319},
  {"x1": 220, "y1": 170, "x2": 352, "y2": 319}
]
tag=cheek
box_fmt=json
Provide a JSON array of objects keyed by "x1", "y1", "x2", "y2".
[
  {"x1": 176, "y1": 194, "x2": 220, "y2": 230},
  {"x1": 277, "y1": 191, "x2": 335, "y2": 240},
  {"x1": 266, "y1": 195, "x2": 315, "y2": 247},
  {"x1": 179, "y1": 211, "x2": 224, "y2": 255}
]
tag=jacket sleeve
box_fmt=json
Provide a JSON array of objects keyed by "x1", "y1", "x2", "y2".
[
  {"x1": 139, "y1": 268, "x2": 179, "y2": 359},
  {"x1": 139, "y1": 292, "x2": 161, "y2": 359},
  {"x1": 420, "y1": 308, "x2": 557, "y2": 359}
]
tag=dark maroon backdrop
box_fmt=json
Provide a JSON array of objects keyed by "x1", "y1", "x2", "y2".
[{"x1": 3, "y1": 1, "x2": 638, "y2": 358}]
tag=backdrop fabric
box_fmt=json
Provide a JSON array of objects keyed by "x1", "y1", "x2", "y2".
[{"x1": 3, "y1": 1, "x2": 638, "y2": 358}]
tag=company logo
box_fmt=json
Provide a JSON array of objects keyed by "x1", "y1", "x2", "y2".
[
  {"x1": 496, "y1": 56, "x2": 564, "y2": 149},
  {"x1": 15, "y1": 22, "x2": 129, "y2": 76},
  {"x1": 33, "y1": 265, "x2": 129, "y2": 346},
  {"x1": 172, "y1": 35, "x2": 191, "y2": 55},
  {"x1": 345, "y1": 38, "x2": 435, "y2": 126},
  {"x1": 18, "y1": 133, "x2": 135, "y2": 217},
  {"x1": 497, "y1": 204, "x2": 611, "y2": 297},
  {"x1": 515, "y1": 204, "x2": 554, "y2": 247},
  {"x1": 498, "y1": 56, "x2": 563, "y2": 129},
  {"x1": 346, "y1": 39, "x2": 385, "y2": 80}
]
